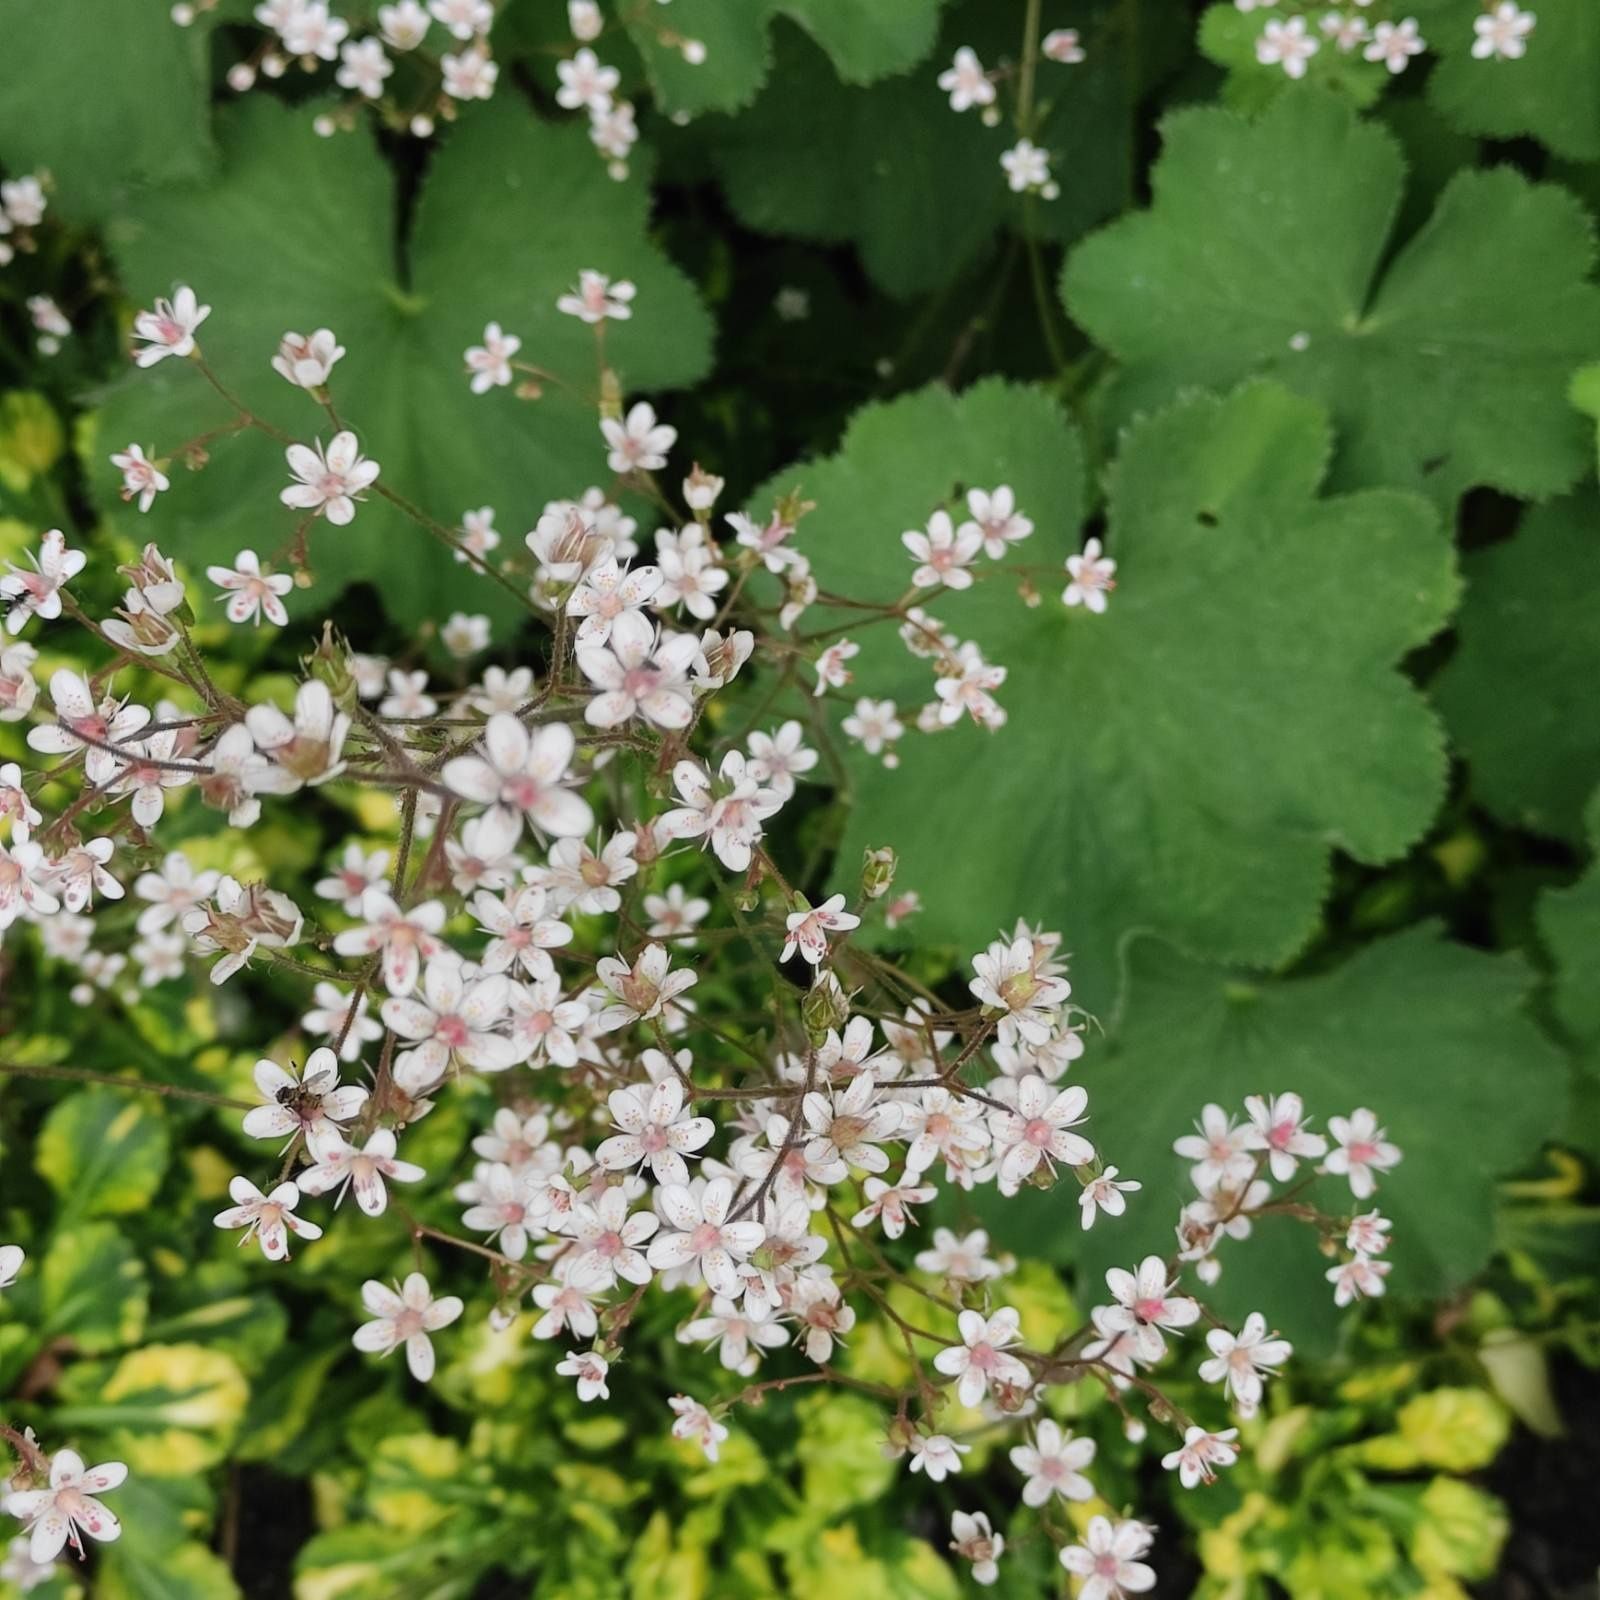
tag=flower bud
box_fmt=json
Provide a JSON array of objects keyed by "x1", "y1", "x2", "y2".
[
  {"x1": 861, "y1": 846, "x2": 896, "y2": 901},
  {"x1": 802, "y1": 971, "x2": 850, "y2": 1044}
]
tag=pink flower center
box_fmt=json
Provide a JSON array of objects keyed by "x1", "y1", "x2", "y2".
[
  {"x1": 436, "y1": 1014, "x2": 469, "y2": 1049},
  {"x1": 1134, "y1": 1297, "x2": 1166, "y2": 1324},
  {"x1": 1348, "y1": 1140, "x2": 1378, "y2": 1163},
  {"x1": 690, "y1": 1222, "x2": 721, "y2": 1252},
  {"x1": 641, "y1": 1126, "x2": 669, "y2": 1153},
  {"x1": 1024, "y1": 1117, "x2": 1054, "y2": 1148}
]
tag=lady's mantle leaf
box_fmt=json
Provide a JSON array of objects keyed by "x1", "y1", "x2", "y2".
[
  {"x1": 761, "y1": 378, "x2": 1455, "y2": 1011},
  {"x1": 1064, "y1": 90, "x2": 1600, "y2": 510}
]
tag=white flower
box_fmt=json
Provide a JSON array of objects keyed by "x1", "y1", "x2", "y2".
[
  {"x1": 555, "y1": 51, "x2": 620, "y2": 112},
  {"x1": 213, "y1": 1175, "x2": 322, "y2": 1260},
  {"x1": 934, "y1": 1307, "x2": 1028, "y2": 1406},
  {"x1": 456, "y1": 505, "x2": 501, "y2": 564},
  {"x1": 782, "y1": 893, "x2": 861, "y2": 965},
  {"x1": 568, "y1": 0, "x2": 601, "y2": 40},
  {"x1": 336, "y1": 36, "x2": 392, "y2": 94},
  {"x1": 1198, "y1": 1313, "x2": 1291, "y2": 1414},
  {"x1": 969, "y1": 935, "x2": 1069, "y2": 1045},
  {"x1": 647, "y1": 1177, "x2": 766, "y2": 1296},
  {"x1": 556, "y1": 1350, "x2": 611, "y2": 1401},
  {"x1": 429, "y1": 0, "x2": 491, "y2": 38},
  {"x1": 680, "y1": 1296, "x2": 788, "y2": 1374},
  {"x1": 473, "y1": 884, "x2": 571, "y2": 978},
  {"x1": 668, "y1": 1394, "x2": 727, "y2": 1461},
  {"x1": 596, "y1": 1075, "x2": 714, "y2": 1186},
  {"x1": 2, "y1": 529, "x2": 86, "y2": 633},
  {"x1": 1162, "y1": 1425, "x2": 1239, "y2": 1488},
  {"x1": 1322, "y1": 10, "x2": 1369, "y2": 50},
  {"x1": 505, "y1": 976, "x2": 590, "y2": 1067},
  {"x1": 1043, "y1": 28, "x2": 1086, "y2": 63},
  {"x1": 851, "y1": 1175, "x2": 936, "y2": 1239},
  {"x1": 281, "y1": 1, "x2": 347, "y2": 57},
  {"x1": 297, "y1": 1129, "x2": 425, "y2": 1216},
  {"x1": 131, "y1": 285, "x2": 209, "y2": 365},
  {"x1": 644, "y1": 882, "x2": 710, "y2": 938},
  {"x1": 459, "y1": 1162, "x2": 545, "y2": 1258},
  {"x1": 1365, "y1": 17, "x2": 1424, "y2": 71},
  {"x1": 567, "y1": 550, "x2": 663, "y2": 644},
  {"x1": 576, "y1": 608, "x2": 698, "y2": 729},
  {"x1": 655, "y1": 542, "x2": 727, "y2": 620},
  {"x1": 949, "y1": 1510, "x2": 1004, "y2": 1587},
  {"x1": 352, "y1": 1273, "x2": 463, "y2": 1381},
  {"x1": 0, "y1": 1246, "x2": 23, "y2": 1292},
  {"x1": 246, "y1": 679, "x2": 352, "y2": 790},
  {"x1": 589, "y1": 101, "x2": 638, "y2": 168},
  {"x1": 314, "y1": 843, "x2": 390, "y2": 917},
  {"x1": 0, "y1": 644, "x2": 39, "y2": 721},
  {"x1": 937, "y1": 46, "x2": 994, "y2": 111},
  {"x1": 903, "y1": 509, "x2": 982, "y2": 589},
  {"x1": 1346, "y1": 1209, "x2": 1391, "y2": 1255},
  {"x1": 914, "y1": 1226, "x2": 1005, "y2": 1282},
  {"x1": 1241, "y1": 1092, "x2": 1328, "y2": 1181},
  {"x1": 443, "y1": 714, "x2": 593, "y2": 840},
  {"x1": 594, "y1": 942, "x2": 697, "y2": 1030},
  {"x1": 280, "y1": 431, "x2": 379, "y2": 525},
  {"x1": 990, "y1": 1075, "x2": 1093, "y2": 1195},
  {"x1": 602, "y1": 402, "x2": 676, "y2": 473},
  {"x1": 383, "y1": 954, "x2": 518, "y2": 1092},
  {"x1": 1001, "y1": 138, "x2": 1052, "y2": 193},
  {"x1": 1060, "y1": 1516, "x2": 1156, "y2": 1599},
  {"x1": 1257, "y1": 14, "x2": 1320, "y2": 75},
  {"x1": 1011, "y1": 1418, "x2": 1096, "y2": 1505},
  {"x1": 1080, "y1": 1165, "x2": 1141, "y2": 1228},
  {"x1": 242, "y1": 1047, "x2": 368, "y2": 1155},
  {"x1": 272, "y1": 328, "x2": 345, "y2": 388},
  {"x1": 745, "y1": 720, "x2": 817, "y2": 798},
  {"x1": 1174, "y1": 1102, "x2": 1256, "y2": 1191},
  {"x1": 110, "y1": 444, "x2": 169, "y2": 513},
  {"x1": 1472, "y1": 3, "x2": 1535, "y2": 60},
  {"x1": 50, "y1": 837, "x2": 124, "y2": 913},
  {"x1": 841, "y1": 697, "x2": 903, "y2": 764},
  {"x1": 934, "y1": 641, "x2": 1008, "y2": 728},
  {"x1": 442, "y1": 44, "x2": 498, "y2": 98},
  {"x1": 1327, "y1": 1252, "x2": 1390, "y2": 1306},
  {"x1": 208, "y1": 549, "x2": 293, "y2": 627},
  {"x1": 442, "y1": 611, "x2": 490, "y2": 658},
  {"x1": 534, "y1": 832, "x2": 636, "y2": 916},
  {"x1": 465, "y1": 322, "x2": 520, "y2": 391},
  {"x1": 908, "y1": 1434, "x2": 969, "y2": 1482},
  {"x1": 0, "y1": 177, "x2": 46, "y2": 227},
  {"x1": 966, "y1": 485, "x2": 1033, "y2": 556},
  {"x1": 563, "y1": 1188, "x2": 660, "y2": 1291},
  {"x1": 331, "y1": 887, "x2": 446, "y2": 994},
  {"x1": 802, "y1": 1071, "x2": 903, "y2": 1180},
  {"x1": 379, "y1": 0, "x2": 430, "y2": 48},
  {"x1": 1101, "y1": 1255, "x2": 1200, "y2": 1363},
  {"x1": 1063, "y1": 536, "x2": 1117, "y2": 611},
  {"x1": 683, "y1": 464, "x2": 724, "y2": 510},
  {"x1": 4, "y1": 1450, "x2": 126, "y2": 1565},
  {"x1": 1323, "y1": 1107, "x2": 1401, "y2": 1198}
]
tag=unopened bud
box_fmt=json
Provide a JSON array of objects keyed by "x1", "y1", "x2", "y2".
[
  {"x1": 861, "y1": 846, "x2": 896, "y2": 901},
  {"x1": 598, "y1": 367, "x2": 623, "y2": 421},
  {"x1": 802, "y1": 971, "x2": 850, "y2": 1043},
  {"x1": 303, "y1": 621, "x2": 358, "y2": 713}
]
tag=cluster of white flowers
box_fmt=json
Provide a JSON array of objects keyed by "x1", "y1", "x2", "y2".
[
  {"x1": 935, "y1": 28, "x2": 1085, "y2": 202},
  {"x1": 172, "y1": 0, "x2": 702, "y2": 171},
  {"x1": 0, "y1": 173, "x2": 48, "y2": 273},
  {"x1": 0, "y1": 279, "x2": 1403, "y2": 1590},
  {"x1": 1252, "y1": 2, "x2": 1535, "y2": 79}
]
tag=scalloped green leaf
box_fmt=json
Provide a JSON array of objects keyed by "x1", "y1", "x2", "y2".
[
  {"x1": 35, "y1": 1090, "x2": 169, "y2": 1219},
  {"x1": 0, "y1": 0, "x2": 214, "y2": 218},
  {"x1": 1433, "y1": 494, "x2": 1600, "y2": 842},
  {"x1": 1064, "y1": 90, "x2": 1600, "y2": 509},
  {"x1": 760, "y1": 378, "x2": 1455, "y2": 1011},
  {"x1": 94, "y1": 95, "x2": 712, "y2": 629},
  {"x1": 1420, "y1": 0, "x2": 1600, "y2": 161},
  {"x1": 1537, "y1": 787, "x2": 1600, "y2": 1152},
  {"x1": 982, "y1": 928, "x2": 1565, "y2": 1347},
  {"x1": 625, "y1": 0, "x2": 945, "y2": 117}
]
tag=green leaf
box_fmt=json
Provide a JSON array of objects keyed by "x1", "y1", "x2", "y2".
[
  {"x1": 54, "y1": 1343, "x2": 250, "y2": 1475},
  {"x1": 95, "y1": 95, "x2": 712, "y2": 628},
  {"x1": 762, "y1": 378, "x2": 1454, "y2": 1010},
  {"x1": 983, "y1": 928, "x2": 1565, "y2": 1346},
  {"x1": 707, "y1": 9, "x2": 1135, "y2": 297},
  {"x1": 1537, "y1": 787, "x2": 1600, "y2": 1152},
  {"x1": 624, "y1": 0, "x2": 945, "y2": 117},
  {"x1": 1421, "y1": 0, "x2": 1600, "y2": 161},
  {"x1": 38, "y1": 1223, "x2": 149, "y2": 1355},
  {"x1": 100, "y1": 1542, "x2": 243, "y2": 1600},
  {"x1": 1433, "y1": 495, "x2": 1600, "y2": 842},
  {"x1": 1064, "y1": 90, "x2": 1600, "y2": 510},
  {"x1": 0, "y1": 0, "x2": 213, "y2": 218},
  {"x1": 35, "y1": 1090, "x2": 169, "y2": 1219}
]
